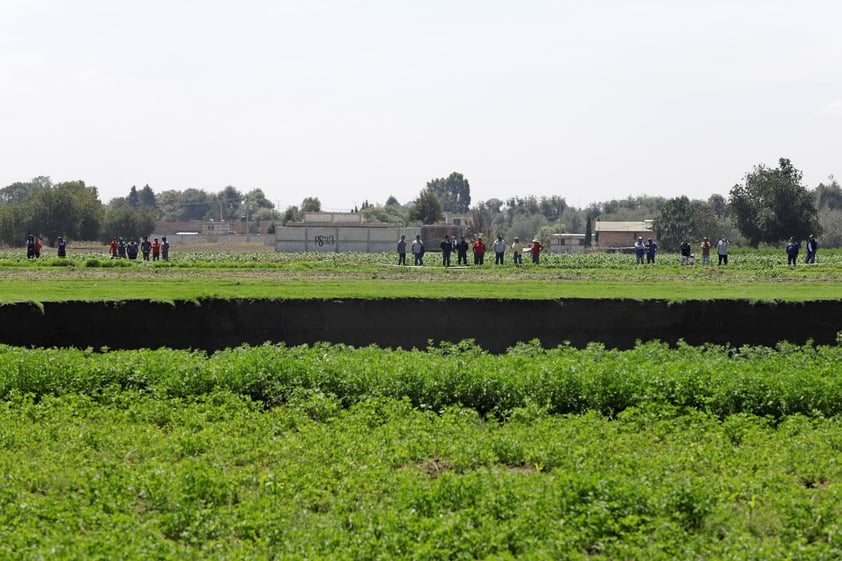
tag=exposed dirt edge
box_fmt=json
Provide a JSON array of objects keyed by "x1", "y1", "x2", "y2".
[{"x1": 1, "y1": 298, "x2": 839, "y2": 352}]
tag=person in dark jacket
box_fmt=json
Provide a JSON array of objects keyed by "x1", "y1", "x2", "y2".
[
  {"x1": 786, "y1": 237, "x2": 800, "y2": 266},
  {"x1": 440, "y1": 235, "x2": 452, "y2": 267},
  {"x1": 455, "y1": 237, "x2": 469, "y2": 265},
  {"x1": 805, "y1": 234, "x2": 818, "y2": 264}
]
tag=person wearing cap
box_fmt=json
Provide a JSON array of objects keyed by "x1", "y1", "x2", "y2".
[
  {"x1": 645, "y1": 237, "x2": 657, "y2": 264},
  {"x1": 634, "y1": 236, "x2": 645, "y2": 264},
  {"x1": 805, "y1": 234, "x2": 818, "y2": 264},
  {"x1": 786, "y1": 236, "x2": 800, "y2": 267},
  {"x1": 700, "y1": 236, "x2": 712, "y2": 265},
  {"x1": 511, "y1": 237, "x2": 523, "y2": 265},
  {"x1": 56, "y1": 236, "x2": 67, "y2": 258},
  {"x1": 530, "y1": 238, "x2": 544, "y2": 264}
]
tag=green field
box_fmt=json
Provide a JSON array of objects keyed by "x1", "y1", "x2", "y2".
[
  {"x1": 3, "y1": 249, "x2": 842, "y2": 559},
  {"x1": 2, "y1": 249, "x2": 842, "y2": 302},
  {"x1": 2, "y1": 342, "x2": 842, "y2": 560}
]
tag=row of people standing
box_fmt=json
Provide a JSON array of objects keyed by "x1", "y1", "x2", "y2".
[
  {"x1": 26, "y1": 235, "x2": 66, "y2": 258},
  {"x1": 398, "y1": 234, "x2": 544, "y2": 266},
  {"x1": 640, "y1": 236, "x2": 730, "y2": 266},
  {"x1": 109, "y1": 236, "x2": 170, "y2": 261},
  {"x1": 786, "y1": 234, "x2": 819, "y2": 265},
  {"x1": 696, "y1": 236, "x2": 730, "y2": 265}
]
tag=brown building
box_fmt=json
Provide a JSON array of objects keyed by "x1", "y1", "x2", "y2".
[{"x1": 594, "y1": 220, "x2": 654, "y2": 249}]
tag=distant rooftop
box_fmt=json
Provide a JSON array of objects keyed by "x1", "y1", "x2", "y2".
[{"x1": 594, "y1": 220, "x2": 654, "y2": 233}]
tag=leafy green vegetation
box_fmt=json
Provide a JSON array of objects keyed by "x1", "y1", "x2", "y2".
[
  {"x1": 2, "y1": 342, "x2": 842, "y2": 559},
  {"x1": 3, "y1": 250, "x2": 842, "y2": 303}
]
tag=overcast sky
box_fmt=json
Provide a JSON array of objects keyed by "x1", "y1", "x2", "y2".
[{"x1": 2, "y1": 0, "x2": 840, "y2": 211}]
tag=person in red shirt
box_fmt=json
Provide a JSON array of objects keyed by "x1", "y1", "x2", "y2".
[
  {"x1": 530, "y1": 238, "x2": 544, "y2": 264},
  {"x1": 151, "y1": 238, "x2": 161, "y2": 261},
  {"x1": 472, "y1": 237, "x2": 486, "y2": 265},
  {"x1": 109, "y1": 237, "x2": 118, "y2": 259}
]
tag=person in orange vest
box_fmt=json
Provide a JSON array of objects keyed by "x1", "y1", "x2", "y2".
[{"x1": 530, "y1": 238, "x2": 544, "y2": 264}]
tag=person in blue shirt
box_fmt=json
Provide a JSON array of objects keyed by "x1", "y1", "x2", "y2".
[
  {"x1": 805, "y1": 234, "x2": 818, "y2": 264},
  {"x1": 645, "y1": 237, "x2": 657, "y2": 264},
  {"x1": 634, "y1": 237, "x2": 645, "y2": 265},
  {"x1": 786, "y1": 237, "x2": 800, "y2": 266}
]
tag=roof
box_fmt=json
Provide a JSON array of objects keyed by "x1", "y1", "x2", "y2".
[{"x1": 594, "y1": 220, "x2": 654, "y2": 233}]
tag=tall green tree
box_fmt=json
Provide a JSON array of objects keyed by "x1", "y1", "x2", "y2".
[
  {"x1": 217, "y1": 186, "x2": 244, "y2": 221},
  {"x1": 138, "y1": 184, "x2": 157, "y2": 209},
  {"x1": 426, "y1": 172, "x2": 471, "y2": 213},
  {"x1": 102, "y1": 206, "x2": 157, "y2": 242},
  {"x1": 127, "y1": 186, "x2": 140, "y2": 208},
  {"x1": 409, "y1": 187, "x2": 444, "y2": 224},
  {"x1": 729, "y1": 158, "x2": 820, "y2": 247},
  {"x1": 27, "y1": 180, "x2": 104, "y2": 245},
  {"x1": 654, "y1": 197, "x2": 694, "y2": 252}
]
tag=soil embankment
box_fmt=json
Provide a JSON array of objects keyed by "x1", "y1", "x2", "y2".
[{"x1": 1, "y1": 299, "x2": 840, "y2": 352}]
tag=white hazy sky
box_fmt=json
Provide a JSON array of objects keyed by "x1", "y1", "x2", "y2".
[{"x1": 1, "y1": 0, "x2": 840, "y2": 211}]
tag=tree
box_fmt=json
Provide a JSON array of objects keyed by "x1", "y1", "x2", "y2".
[
  {"x1": 218, "y1": 186, "x2": 244, "y2": 221},
  {"x1": 729, "y1": 158, "x2": 821, "y2": 247},
  {"x1": 27, "y1": 180, "x2": 104, "y2": 245},
  {"x1": 584, "y1": 215, "x2": 593, "y2": 247},
  {"x1": 814, "y1": 177, "x2": 842, "y2": 210},
  {"x1": 426, "y1": 172, "x2": 471, "y2": 213},
  {"x1": 184, "y1": 189, "x2": 215, "y2": 221},
  {"x1": 102, "y1": 206, "x2": 157, "y2": 242},
  {"x1": 653, "y1": 197, "x2": 695, "y2": 252},
  {"x1": 409, "y1": 188, "x2": 444, "y2": 225},
  {"x1": 127, "y1": 186, "x2": 140, "y2": 208},
  {"x1": 539, "y1": 196, "x2": 567, "y2": 222},
  {"x1": 139, "y1": 184, "x2": 157, "y2": 209},
  {"x1": 282, "y1": 205, "x2": 300, "y2": 225},
  {"x1": 301, "y1": 197, "x2": 321, "y2": 213}
]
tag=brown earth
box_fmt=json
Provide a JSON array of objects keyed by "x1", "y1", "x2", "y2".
[{"x1": 1, "y1": 298, "x2": 839, "y2": 352}]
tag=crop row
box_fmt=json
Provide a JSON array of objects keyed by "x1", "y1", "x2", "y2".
[
  {"x1": 3, "y1": 249, "x2": 842, "y2": 270},
  {"x1": 2, "y1": 340, "x2": 842, "y2": 419},
  {"x1": 2, "y1": 390, "x2": 842, "y2": 559}
]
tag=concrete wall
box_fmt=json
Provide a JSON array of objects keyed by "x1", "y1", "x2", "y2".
[{"x1": 275, "y1": 226, "x2": 420, "y2": 252}]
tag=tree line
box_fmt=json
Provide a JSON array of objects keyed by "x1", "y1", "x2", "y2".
[
  {"x1": 0, "y1": 179, "x2": 281, "y2": 246},
  {"x1": 1, "y1": 159, "x2": 836, "y2": 249}
]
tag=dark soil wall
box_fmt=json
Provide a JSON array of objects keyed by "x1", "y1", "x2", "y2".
[{"x1": 2, "y1": 299, "x2": 840, "y2": 352}]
